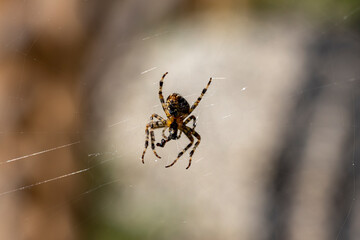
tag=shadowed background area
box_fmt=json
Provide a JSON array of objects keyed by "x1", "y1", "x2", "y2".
[{"x1": 0, "y1": 0, "x2": 359, "y2": 240}]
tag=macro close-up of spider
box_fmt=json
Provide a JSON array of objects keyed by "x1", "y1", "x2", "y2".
[{"x1": 141, "y1": 72, "x2": 212, "y2": 169}]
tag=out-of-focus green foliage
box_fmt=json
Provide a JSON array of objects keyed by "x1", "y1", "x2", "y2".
[{"x1": 251, "y1": 0, "x2": 360, "y2": 28}]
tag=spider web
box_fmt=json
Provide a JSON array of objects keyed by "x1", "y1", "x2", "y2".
[{"x1": 0, "y1": 1, "x2": 359, "y2": 239}]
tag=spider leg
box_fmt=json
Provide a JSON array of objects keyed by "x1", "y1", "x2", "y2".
[
  {"x1": 150, "y1": 113, "x2": 165, "y2": 122},
  {"x1": 162, "y1": 127, "x2": 168, "y2": 139},
  {"x1": 157, "y1": 137, "x2": 171, "y2": 148},
  {"x1": 186, "y1": 128, "x2": 201, "y2": 169},
  {"x1": 165, "y1": 127, "x2": 194, "y2": 168},
  {"x1": 159, "y1": 72, "x2": 170, "y2": 117},
  {"x1": 141, "y1": 119, "x2": 165, "y2": 163},
  {"x1": 160, "y1": 117, "x2": 189, "y2": 143},
  {"x1": 157, "y1": 123, "x2": 182, "y2": 148},
  {"x1": 150, "y1": 128, "x2": 161, "y2": 159},
  {"x1": 157, "y1": 127, "x2": 170, "y2": 148},
  {"x1": 184, "y1": 115, "x2": 197, "y2": 130},
  {"x1": 149, "y1": 113, "x2": 166, "y2": 153},
  {"x1": 188, "y1": 77, "x2": 212, "y2": 114},
  {"x1": 157, "y1": 127, "x2": 181, "y2": 148},
  {"x1": 176, "y1": 131, "x2": 182, "y2": 139}
]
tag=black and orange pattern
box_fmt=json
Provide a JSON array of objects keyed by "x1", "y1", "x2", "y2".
[{"x1": 141, "y1": 72, "x2": 212, "y2": 169}]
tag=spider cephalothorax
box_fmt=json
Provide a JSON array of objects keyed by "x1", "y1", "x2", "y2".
[
  {"x1": 141, "y1": 72, "x2": 212, "y2": 169},
  {"x1": 166, "y1": 93, "x2": 190, "y2": 139}
]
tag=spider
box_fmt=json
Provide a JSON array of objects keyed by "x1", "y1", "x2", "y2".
[{"x1": 141, "y1": 72, "x2": 212, "y2": 169}]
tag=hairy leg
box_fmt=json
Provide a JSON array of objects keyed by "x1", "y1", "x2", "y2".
[
  {"x1": 165, "y1": 127, "x2": 194, "y2": 168},
  {"x1": 184, "y1": 115, "x2": 197, "y2": 130},
  {"x1": 141, "y1": 119, "x2": 165, "y2": 163},
  {"x1": 186, "y1": 129, "x2": 201, "y2": 169},
  {"x1": 189, "y1": 77, "x2": 212, "y2": 114},
  {"x1": 159, "y1": 72, "x2": 170, "y2": 117}
]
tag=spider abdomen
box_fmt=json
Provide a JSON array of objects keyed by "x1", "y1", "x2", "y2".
[{"x1": 166, "y1": 93, "x2": 190, "y2": 118}]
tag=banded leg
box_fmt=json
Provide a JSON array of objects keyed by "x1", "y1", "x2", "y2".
[
  {"x1": 148, "y1": 113, "x2": 165, "y2": 152},
  {"x1": 184, "y1": 115, "x2": 197, "y2": 130},
  {"x1": 141, "y1": 124, "x2": 150, "y2": 163},
  {"x1": 186, "y1": 129, "x2": 201, "y2": 169},
  {"x1": 157, "y1": 127, "x2": 169, "y2": 148},
  {"x1": 162, "y1": 127, "x2": 168, "y2": 139},
  {"x1": 189, "y1": 77, "x2": 212, "y2": 114},
  {"x1": 157, "y1": 126, "x2": 181, "y2": 148},
  {"x1": 165, "y1": 128, "x2": 194, "y2": 168},
  {"x1": 141, "y1": 120, "x2": 165, "y2": 163},
  {"x1": 159, "y1": 72, "x2": 170, "y2": 117},
  {"x1": 157, "y1": 137, "x2": 171, "y2": 148},
  {"x1": 150, "y1": 128, "x2": 161, "y2": 159},
  {"x1": 177, "y1": 131, "x2": 182, "y2": 139},
  {"x1": 150, "y1": 113, "x2": 164, "y2": 122}
]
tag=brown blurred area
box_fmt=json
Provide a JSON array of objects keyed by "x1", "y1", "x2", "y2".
[
  {"x1": 0, "y1": 0, "x2": 360, "y2": 240},
  {"x1": 0, "y1": 1, "x2": 99, "y2": 239}
]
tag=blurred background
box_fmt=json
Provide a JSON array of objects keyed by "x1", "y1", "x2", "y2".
[{"x1": 0, "y1": 0, "x2": 359, "y2": 239}]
